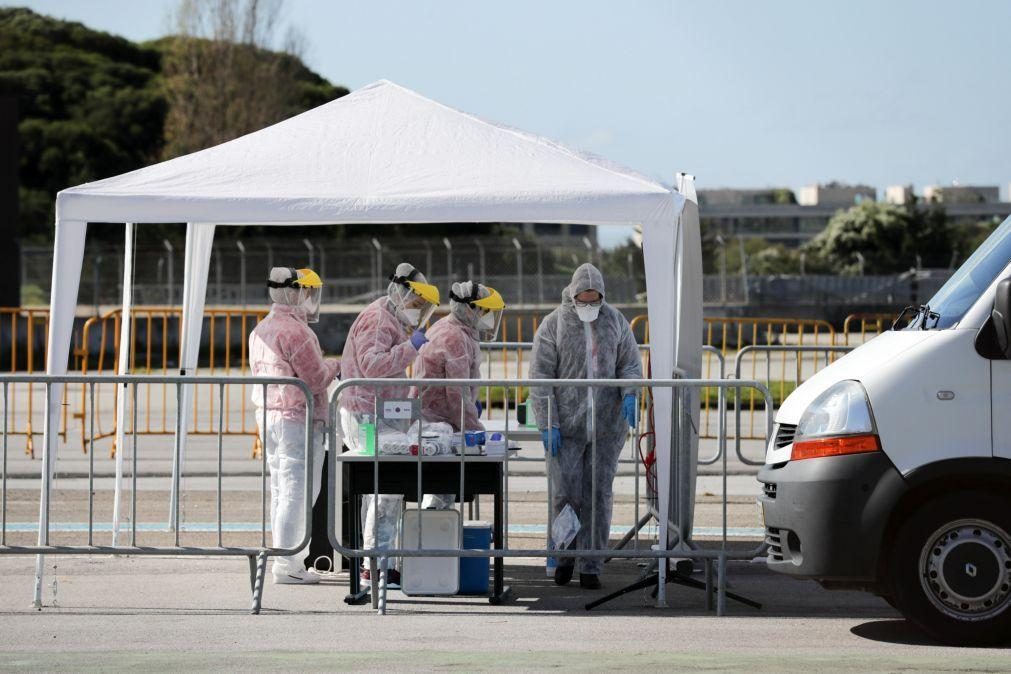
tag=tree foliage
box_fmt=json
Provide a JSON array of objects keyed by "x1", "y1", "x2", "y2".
[
  {"x1": 803, "y1": 201, "x2": 955, "y2": 275},
  {"x1": 0, "y1": 5, "x2": 347, "y2": 241},
  {"x1": 160, "y1": 0, "x2": 346, "y2": 159},
  {"x1": 0, "y1": 7, "x2": 165, "y2": 239}
]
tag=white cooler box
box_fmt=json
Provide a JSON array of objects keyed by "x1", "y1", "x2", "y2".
[{"x1": 400, "y1": 509, "x2": 461, "y2": 595}]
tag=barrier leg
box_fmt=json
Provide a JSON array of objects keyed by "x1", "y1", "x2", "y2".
[
  {"x1": 704, "y1": 558, "x2": 714, "y2": 611},
  {"x1": 377, "y1": 556, "x2": 388, "y2": 616},
  {"x1": 250, "y1": 551, "x2": 267, "y2": 615},
  {"x1": 247, "y1": 555, "x2": 256, "y2": 593},
  {"x1": 716, "y1": 552, "x2": 727, "y2": 617},
  {"x1": 369, "y1": 556, "x2": 379, "y2": 610}
]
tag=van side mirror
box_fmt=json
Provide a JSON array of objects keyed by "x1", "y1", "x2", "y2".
[{"x1": 992, "y1": 279, "x2": 1011, "y2": 357}]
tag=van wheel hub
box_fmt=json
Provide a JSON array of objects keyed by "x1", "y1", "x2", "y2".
[{"x1": 920, "y1": 519, "x2": 1011, "y2": 621}]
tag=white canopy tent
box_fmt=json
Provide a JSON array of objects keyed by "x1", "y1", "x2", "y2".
[{"x1": 41, "y1": 80, "x2": 701, "y2": 599}]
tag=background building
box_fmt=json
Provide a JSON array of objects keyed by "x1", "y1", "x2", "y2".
[{"x1": 700, "y1": 182, "x2": 1011, "y2": 248}]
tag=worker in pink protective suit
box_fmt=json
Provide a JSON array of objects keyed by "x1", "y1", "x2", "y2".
[
  {"x1": 412, "y1": 281, "x2": 507, "y2": 510},
  {"x1": 250, "y1": 267, "x2": 340, "y2": 585},
  {"x1": 339, "y1": 262, "x2": 439, "y2": 584}
]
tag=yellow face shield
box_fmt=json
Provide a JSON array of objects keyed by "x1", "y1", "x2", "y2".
[
  {"x1": 405, "y1": 280, "x2": 440, "y2": 307},
  {"x1": 471, "y1": 287, "x2": 505, "y2": 312},
  {"x1": 294, "y1": 268, "x2": 322, "y2": 289},
  {"x1": 294, "y1": 268, "x2": 322, "y2": 323}
]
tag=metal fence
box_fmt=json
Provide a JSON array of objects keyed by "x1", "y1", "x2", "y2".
[
  {"x1": 0, "y1": 373, "x2": 316, "y2": 615},
  {"x1": 0, "y1": 309, "x2": 67, "y2": 458},
  {"x1": 707, "y1": 272, "x2": 951, "y2": 308},
  {"x1": 74, "y1": 307, "x2": 269, "y2": 457},
  {"x1": 327, "y1": 375, "x2": 772, "y2": 615},
  {"x1": 23, "y1": 239, "x2": 953, "y2": 309},
  {"x1": 22, "y1": 237, "x2": 640, "y2": 307}
]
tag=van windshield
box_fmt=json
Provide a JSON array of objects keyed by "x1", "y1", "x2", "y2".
[{"x1": 923, "y1": 214, "x2": 1011, "y2": 329}]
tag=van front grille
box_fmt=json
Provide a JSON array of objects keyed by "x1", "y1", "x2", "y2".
[
  {"x1": 766, "y1": 526, "x2": 785, "y2": 562},
  {"x1": 774, "y1": 423, "x2": 797, "y2": 449}
]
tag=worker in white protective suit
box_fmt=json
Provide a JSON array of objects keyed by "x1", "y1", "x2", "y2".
[
  {"x1": 250, "y1": 267, "x2": 340, "y2": 584},
  {"x1": 339, "y1": 262, "x2": 439, "y2": 585},
  {"x1": 412, "y1": 281, "x2": 506, "y2": 509},
  {"x1": 529, "y1": 263, "x2": 642, "y2": 590}
]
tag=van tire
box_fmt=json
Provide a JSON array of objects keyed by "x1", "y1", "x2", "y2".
[{"x1": 890, "y1": 491, "x2": 1011, "y2": 646}]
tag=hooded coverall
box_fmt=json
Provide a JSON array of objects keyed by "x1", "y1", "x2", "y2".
[{"x1": 529, "y1": 264, "x2": 642, "y2": 575}]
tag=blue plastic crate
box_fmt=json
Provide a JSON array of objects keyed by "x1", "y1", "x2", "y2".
[{"x1": 459, "y1": 521, "x2": 491, "y2": 594}]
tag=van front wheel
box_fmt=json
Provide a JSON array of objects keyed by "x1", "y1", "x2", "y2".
[{"x1": 890, "y1": 491, "x2": 1011, "y2": 646}]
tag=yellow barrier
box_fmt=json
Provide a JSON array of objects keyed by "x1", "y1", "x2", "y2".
[
  {"x1": 74, "y1": 307, "x2": 269, "y2": 457},
  {"x1": 843, "y1": 312, "x2": 893, "y2": 345},
  {"x1": 0, "y1": 308, "x2": 67, "y2": 458},
  {"x1": 55, "y1": 305, "x2": 885, "y2": 452},
  {"x1": 627, "y1": 315, "x2": 839, "y2": 440}
]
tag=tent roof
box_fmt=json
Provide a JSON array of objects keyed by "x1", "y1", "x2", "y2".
[{"x1": 57, "y1": 79, "x2": 681, "y2": 226}]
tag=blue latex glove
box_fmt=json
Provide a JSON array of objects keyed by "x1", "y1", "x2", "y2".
[
  {"x1": 541, "y1": 428, "x2": 562, "y2": 456},
  {"x1": 622, "y1": 394, "x2": 638, "y2": 428},
  {"x1": 410, "y1": 329, "x2": 428, "y2": 350},
  {"x1": 475, "y1": 399, "x2": 483, "y2": 418}
]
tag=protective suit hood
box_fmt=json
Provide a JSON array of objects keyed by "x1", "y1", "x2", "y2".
[{"x1": 562, "y1": 263, "x2": 606, "y2": 306}]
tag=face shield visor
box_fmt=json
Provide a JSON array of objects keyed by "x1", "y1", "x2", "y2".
[
  {"x1": 476, "y1": 308, "x2": 504, "y2": 341},
  {"x1": 390, "y1": 273, "x2": 440, "y2": 328},
  {"x1": 453, "y1": 286, "x2": 506, "y2": 340},
  {"x1": 299, "y1": 285, "x2": 322, "y2": 323},
  {"x1": 267, "y1": 268, "x2": 323, "y2": 323}
]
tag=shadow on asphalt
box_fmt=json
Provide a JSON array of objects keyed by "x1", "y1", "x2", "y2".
[
  {"x1": 347, "y1": 559, "x2": 902, "y2": 619},
  {"x1": 850, "y1": 620, "x2": 1011, "y2": 649},
  {"x1": 849, "y1": 619, "x2": 939, "y2": 646}
]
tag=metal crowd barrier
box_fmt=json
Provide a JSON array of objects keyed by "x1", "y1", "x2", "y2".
[
  {"x1": 730, "y1": 345, "x2": 854, "y2": 466},
  {"x1": 74, "y1": 307, "x2": 268, "y2": 457},
  {"x1": 0, "y1": 309, "x2": 67, "y2": 458},
  {"x1": 0, "y1": 373, "x2": 315, "y2": 615},
  {"x1": 327, "y1": 376, "x2": 773, "y2": 616},
  {"x1": 478, "y1": 341, "x2": 727, "y2": 463},
  {"x1": 842, "y1": 312, "x2": 893, "y2": 345}
]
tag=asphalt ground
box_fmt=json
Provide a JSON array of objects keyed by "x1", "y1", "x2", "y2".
[{"x1": 1, "y1": 554, "x2": 1009, "y2": 672}]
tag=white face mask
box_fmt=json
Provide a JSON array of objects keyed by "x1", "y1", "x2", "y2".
[
  {"x1": 401, "y1": 307, "x2": 422, "y2": 327},
  {"x1": 477, "y1": 311, "x2": 496, "y2": 330},
  {"x1": 575, "y1": 304, "x2": 601, "y2": 323}
]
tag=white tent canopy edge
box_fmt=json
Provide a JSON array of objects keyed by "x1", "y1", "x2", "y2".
[{"x1": 38, "y1": 80, "x2": 702, "y2": 606}]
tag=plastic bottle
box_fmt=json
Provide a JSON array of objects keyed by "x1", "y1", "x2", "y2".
[
  {"x1": 524, "y1": 398, "x2": 538, "y2": 428},
  {"x1": 359, "y1": 414, "x2": 376, "y2": 455}
]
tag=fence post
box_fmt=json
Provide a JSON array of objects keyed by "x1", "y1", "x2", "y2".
[
  {"x1": 443, "y1": 237, "x2": 453, "y2": 285},
  {"x1": 536, "y1": 244, "x2": 544, "y2": 304},
  {"x1": 302, "y1": 238, "x2": 315, "y2": 269},
  {"x1": 473, "y1": 238, "x2": 486, "y2": 280},
  {"x1": 162, "y1": 239, "x2": 174, "y2": 306},
  {"x1": 92, "y1": 252, "x2": 102, "y2": 316},
  {"x1": 512, "y1": 238, "x2": 523, "y2": 305},
  {"x1": 236, "y1": 241, "x2": 246, "y2": 309}
]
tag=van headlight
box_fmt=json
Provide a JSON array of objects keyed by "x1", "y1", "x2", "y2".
[{"x1": 792, "y1": 380, "x2": 881, "y2": 461}]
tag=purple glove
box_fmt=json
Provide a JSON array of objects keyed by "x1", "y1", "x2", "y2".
[{"x1": 410, "y1": 329, "x2": 428, "y2": 350}]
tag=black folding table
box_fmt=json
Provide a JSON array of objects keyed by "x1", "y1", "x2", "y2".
[{"x1": 339, "y1": 453, "x2": 510, "y2": 605}]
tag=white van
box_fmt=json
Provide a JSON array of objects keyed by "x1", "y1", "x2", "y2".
[{"x1": 759, "y1": 216, "x2": 1011, "y2": 646}]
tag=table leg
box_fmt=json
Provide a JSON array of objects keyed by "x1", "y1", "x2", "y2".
[
  {"x1": 344, "y1": 468, "x2": 369, "y2": 605},
  {"x1": 489, "y1": 466, "x2": 511, "y2": 605}
]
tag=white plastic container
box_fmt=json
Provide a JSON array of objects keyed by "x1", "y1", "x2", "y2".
[
  {"x1": 400, "y1": 509, "x2": 461, "y2": 596},
  {"x1": 483, "y1": 431, "x2": 507, "y2": 457}
]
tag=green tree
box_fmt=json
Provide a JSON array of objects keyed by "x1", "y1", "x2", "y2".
[
  {"x1": 0, "y1": 5, "x2": 348, "y2": 243},
  {"x1": 803, "y1": 201, "x2": 956, "y2": 275},
  {"x1": 160, "y1": 0, "x2": 346, "y2": 160},
  {"x1": 0, "y1": 7, "x2": 166, "y2": 239}
]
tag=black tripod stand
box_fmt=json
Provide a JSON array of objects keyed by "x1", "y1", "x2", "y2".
[{"x1": 585, "y1": 557, "x2": 762, "y2": 611}]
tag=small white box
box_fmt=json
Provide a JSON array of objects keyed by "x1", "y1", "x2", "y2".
[{"x1": 400, "y1": 509, "x2": 461, "y2": 596}]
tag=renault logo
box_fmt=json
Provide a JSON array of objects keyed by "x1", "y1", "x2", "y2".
[{"x1": 965, "y1": 563, "x2": 978, "y2": 578}]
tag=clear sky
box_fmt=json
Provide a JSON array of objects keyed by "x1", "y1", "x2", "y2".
[{"x1": 9, "y1": 0, "x2": 1011, "y2": 246}]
